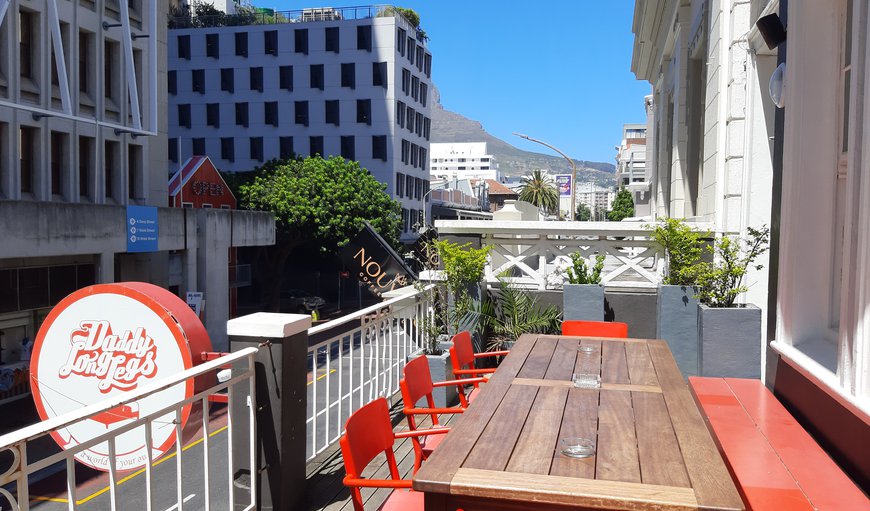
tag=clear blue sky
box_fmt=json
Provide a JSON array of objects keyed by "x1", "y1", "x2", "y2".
[{"x1": 268, "y1": 1, "x2": 650, "y2": 164}]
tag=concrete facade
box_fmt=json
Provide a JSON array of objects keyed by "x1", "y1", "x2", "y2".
[
  {"x1": 167, "y1": 8, "x2": 432, "y2": 241},
  {"x1": 430, "y1": 142, "x2": 500, "y2": 182},
  {"x1": 614, "y1": 123, "x2": 650, "y2": 218}
]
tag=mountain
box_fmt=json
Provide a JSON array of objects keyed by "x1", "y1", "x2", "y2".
[{"x1": 429, "y1": 87, "x2": 616, "y2": 187}]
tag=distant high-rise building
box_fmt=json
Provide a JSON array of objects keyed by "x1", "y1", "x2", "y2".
[
  {"x1": 614, "y1": 122, "x2": 650, "y2": 217},
  {"x1": 575, "y1": 182, "x2": 616, "y2": 219},
  {"x1": 430, "y1": 142, "x2": 500, "y2": 181},
  {"x1": 167, "y1": 6, "x2": 433, "y2": 241}
]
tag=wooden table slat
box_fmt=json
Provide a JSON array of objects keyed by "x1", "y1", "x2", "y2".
[
  {"x1": 516, "y1": 336, "x2": 558, "y2": 379},
  {"x1": 486, "y1": 333, "x2": 538, "y2": 385},
  {"x1": 625, "y1": 342, "x2": 659, "y2": 386},
  {"x1": 601, "y1": 341, "x2": 631, "y2": 384},
  {"x1": 463, "y1": 384, "x2": 539, "y2": 471},
  {"x1": 511, "y1": 377, "x2": 662, "y2": 394},
  {"x1": 505, "y1": 386, "x2": 569, "y2": 475},
  {"x1": 596, "y1": 390, "x2": 642, "y2": 483},
  {"x1": 647, "y1": 340, "x2": 744, "y2": 510},
  {"x1": 549, "y1": 388, "x2": 598, "y2": 479},
  {"x1": 633, "y1": 391, "x2": 692, "y2": 487},
  {"x1": 543, "y1": 337, "x2": 579, "y2": 380}
]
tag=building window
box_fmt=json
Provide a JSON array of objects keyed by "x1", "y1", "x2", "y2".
[
  {"x1": 264, "y1": 30, "x2": 278, "y2": 55},
  {"x1": 235, "y1": 32, "x2": 248, "y2": 57},
  {"x1": 177, "y1": 34, "x2": 190, "y2": 60},
  {"x1": 49, "y1": 131, "x2": 66, "y2": 196},
  {"x1": 325, "y1": 27, "x2": 339, "y2": 53},
  {"x1": 250, "y1": 137, "x2": 263, "y2": 162},
  {"x1": 397, "y1": 101, "x2": 406, "y2": 128},
  {"x1": 295, "y1": 101, "x2": 309, "y2": 126},
  {"x1": 207, "y1": 103, "x2": 220, "y2": 127},
  {"x1": 423, "y1": 117, "x2": 431, "y2": 140},
  {"x1": 415, "y1": 112, "x2": 423, "y2": 136},
  {"x1": 411, "y1": 76, "x2": 419, "y2": 101},
  {"x1": 79, "y1": 30, "x2": 93, "y2": 95},
  {"x1": 192, "y1": 69, "x2": 205, "y2": 94},
  {"x1": 220, "y1": 68, "x2": 234, "y2": 93},
  {"x1": 168, "y1": 137, "x2": 178, "y2": 163},
  {"x1": 410, "y1": 143, "x2": 418, "y2": 167},
  {"x1": 402, "y1": 208, "x2": 408, "y2": 231},
  {"x1": 168, "y1": 70, "x2": 177, "y2": 95},
  {"x1": 325, "y1": 100, "x2": 340, "y2": 126},
  {"x1": 416, "y1": 46, "x2": 424, "y2": 72},
  {"x1": 206, "y1": 33, "x2": 219, "y2": 58},
  {"x1": 192, "y1": 138, "x2": 205, "y2": 156},
  {"x1": 221, "y1": 137, "x2": 234, "y2": 162},
  {"x1": 406, "y1": 174, "x2": 413, "y2": 197},
  {"x1": 250, "y1": 67, "x2": 263, "y2": 92},
  {"x1": 128, "y1": 144, "x2": 142, "y2": 200},
  {"x1": 178, "y1": 104, "x2": 191, "y2": 128},
  {"x1": 341, "y1": 63, "x2": 355, "y2": 89},
  {"x1": 420, "y1": 83, "x2": 428, "y2": 106},
  {"x1": 357, "y1": 25, "x2": 372, "y2": 51},
  {"x1": 310, "y1": 64, "x2": 324, "y2": 90},
  {"x1": 265, "y1": 101, "x2": 278, "y2": 126},
  {"x1": 104, "y1": 40, "x2": 120, "y2": 104},
  {"x1": 402, "y1": 68, "x2": 410, "y2": 95},
  {"x1": 310, "y1": 136, "x2": 324, "y2": 157},
  {"x1": 79, "y1": 136, "x2": 93, "y2": 198},
  {"x1": 104, "y1": 140, "x2": 118, "y2": 200},
  {"x1": 280, "y1": 65, "x2": 293, "y2": 91},
  {"x1": 372, "y1": 136, "x2": 387, "y2": 162},
  {"x1": 424, "y1": 53, "x2": 432, "y2": 77},
  {"x1": 407, "y1": 36, "x2": 415, "y2": 63},
  {"x1": 406, "y1": 107, "x2": 414, "y2": 133},
  {"x1": 357, "y1": 99, "x2": 371, "y2": 125},
  {"x1": 372, "y1": 62, "x2": 387, "y2": 88},
  {"x1": 280, "y1": 136, "x2": 294, "y2": 159},
  {"x1": 19, "y1": 10, "x2": 36, "y2": 81},
  {"x1": 401, "y1": 139, "x2": 410, "y2": 164},
  {"x1": 295, "y1": 29, "x2": 308, "y2": 54},
  {"x1": 419, "y1": 148, "x2": 427, "y2": 171},
  {"x1": 397, "y1": 28, "x2": 406, "y2": 56},
  {"x1": 235, "y1": 102, "x2": 248, "y2": 127},
  {"x1": 416, "y1": 177, "x2": 423, "y2": 199},
  {"x1": 341, "y1": 136, "x2": 355, "y2": 160},
  {"x1": 396, "y1": 173, "x2": 405, "y2": 198}
]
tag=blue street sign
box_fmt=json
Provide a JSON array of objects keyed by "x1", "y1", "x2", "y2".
[{"x1": 126, "y1": 205, "x2": 159, "y2": 253}]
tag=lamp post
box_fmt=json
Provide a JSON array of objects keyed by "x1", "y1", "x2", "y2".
[{"x1": 512, "y1": 132, "x2": 578, "y2": 221}]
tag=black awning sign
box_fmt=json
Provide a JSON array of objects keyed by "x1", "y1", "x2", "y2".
[{"x1": 342, "y1": 223, "x2": 417, "y2": 296}]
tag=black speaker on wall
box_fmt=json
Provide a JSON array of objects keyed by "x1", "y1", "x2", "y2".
[{"x1": 756, "y1": 13, "x2": 787, "y2": 50}]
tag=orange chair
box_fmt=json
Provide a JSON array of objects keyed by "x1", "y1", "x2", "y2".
[
  {"x1": 561, "y1": 320, "x2": 629, "y2": 338},
  {"x1": 339, "y1": 397, "x2": 448, "y2": 511},
  {"x1": 400, "y1": 355, "x2": 485, "y2": 470},
  {"x1": 449, "y1": 331, "x2": 510, "y2": 403}
]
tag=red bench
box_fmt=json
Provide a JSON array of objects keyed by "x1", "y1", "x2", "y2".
[{"x1": 689, "y1": 377, "x2": 869, "y2": 510}]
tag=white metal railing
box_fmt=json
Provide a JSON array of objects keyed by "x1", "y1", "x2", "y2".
[
  {"x1": 305, "y1": 286, "x2": 432, "y2": 461},
  {"x1": 0, "y1": 348, "x2": 259, "y2": 511},
  {"x1": 436, "y1": 220, "x2": 714, "y2": 290}
]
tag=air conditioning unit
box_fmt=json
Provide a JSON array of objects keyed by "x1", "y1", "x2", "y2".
[{"x1": 301, "y1": 7, "x2": 342, "y2": 22}]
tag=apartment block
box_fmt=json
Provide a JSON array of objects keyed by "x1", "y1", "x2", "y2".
[
  {"x1": 430, "y1": 142, "x2": 499, "y2": 182},
  {"x1": 167, "y1": 6, "x2": 432, "y2": 240}
]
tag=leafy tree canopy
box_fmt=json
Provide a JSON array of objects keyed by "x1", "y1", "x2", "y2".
[
  {"x1": 576, "y1": 202, "x2": 591, "y2": 221},
  {"x1": 606, "y1": 188, "x2": 634, "y2": 222},
  {"x1": 238, "y1": 155, "x2": 401, "y2": 251}
]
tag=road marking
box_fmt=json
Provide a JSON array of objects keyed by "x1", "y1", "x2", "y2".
[
  {"x1": 307, "y1": 368, "x2": 336, "y2": 385},
  {"x1": 162, "y1": 493, "x2": 195, "y2": 511},
  {"x1": 30, "y1": 426, "x2": 228, "y2": 505}
]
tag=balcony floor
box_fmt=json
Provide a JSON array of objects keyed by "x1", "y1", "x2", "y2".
[{"x1": 304, "y1": 401, "x2": 457, "y2": 510}]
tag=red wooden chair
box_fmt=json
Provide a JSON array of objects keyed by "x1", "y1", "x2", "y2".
[
  {"x1": 339, "y1": 397, "x2": 448, "y2": 511},
  {"x1": 561, "y1": 320, "x2": 629, "y2": 338},
  {"x1": 449, "y1": 330, "x2": 510, "y2": 403},
  {"x1": 400, "y1": 355, "x2": 485, "y2": 470}
]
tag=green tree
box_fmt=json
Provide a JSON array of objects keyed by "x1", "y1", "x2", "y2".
[
  {"x1": 576, "y1": 202, "x2": 591, "y2": 221},
  {"x1": 238, "y1": 155, "x2": 402, "y2": 310},
  {"x1": 519, "y1": 170, "x2": 559, "y2": 215},
  {"x1": 606, "y1": 188, "x2": 635, "y2": 222}
]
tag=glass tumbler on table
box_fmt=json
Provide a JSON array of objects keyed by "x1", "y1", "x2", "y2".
[{"x1": 573, "y1": 345, "x2": 601, "y2": 389}]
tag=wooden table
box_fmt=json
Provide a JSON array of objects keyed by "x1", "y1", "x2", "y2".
[{"x1": 412, "y1": 334, "x2": 744, "y2": 511}]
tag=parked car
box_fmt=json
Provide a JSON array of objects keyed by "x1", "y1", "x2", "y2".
[{"x1": 280, "y1": 289, "x2": 326, "y2": 314}]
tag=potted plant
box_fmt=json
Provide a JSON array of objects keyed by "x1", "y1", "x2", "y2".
[
  {"x1": 559, "y1": 252, "x2": 606, "y2": 321},
  {"x1": 413, "y1": 239, "x2": 490, "y2": 407},
  {"x1": 649, "y1": 218, "x2": 709, "y2": 376},
  {"x1": 692, "y1": 226, "x2": 769, "y2": 378},
  {"x1": 479, "y1": 277, "x2": 561, "y2": 353}
]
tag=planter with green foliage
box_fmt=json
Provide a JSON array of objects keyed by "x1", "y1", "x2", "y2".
[
  {"x1": 562, "y1": 252, "x2": 606, "y2": 321},
  {"x1": 479, "y1": 278, "x2": 561, "y2": 352},
  {"x1": 650, "y1": 219, "x2": 709, "y2": 376},
  {"x1": 693, "y1": 226, "x2": 769, "y2": 378}
]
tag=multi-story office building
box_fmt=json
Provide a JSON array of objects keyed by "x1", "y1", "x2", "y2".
[
  {"x1": 575, "y1": 182, "x2": 615, "y2": 219},
  {"x1": 430, "y1": 142, "x2": 499, "y2": 181},
  {"x1": 614, "y1": 122, "x2": 650, "y2": 217},
  {"x1": 167, "y1": 6, "x2": 433, "y2": 241}
]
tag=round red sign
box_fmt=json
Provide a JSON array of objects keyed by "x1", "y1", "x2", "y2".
[{"x1": 31, "y1": 282, "x2": 213, "y2": 472}]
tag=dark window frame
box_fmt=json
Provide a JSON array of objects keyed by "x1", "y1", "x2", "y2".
[
  {"x1": 325, "y1": 26, "x2": 340, "y2": 53},
  {"x1": 295, "y1": 101, "x2": 309, "y2": 126},
  {"x1": 279, "y1": 65, "x2": 293, "y2": 91},
  {"x1": 250, "y1": 137, "x2": 264, "y2": 162},
  {"x1": 264, "y1": 30, "x2": 278, "y2": 56},
  {"x1": 356, "y1": 99, "x2": 371, "y2": 125},
  {"x1": 206, "y1": 33, "x2": 219, "y2": 58},
  {"x1": 250, "y1": 67, "x2": 263, "y2": 92},
  {"x1": 325, "y1": 100, "x2": 340, "y2": 126},
  {"x1": 295, "y1": 28, "x2": 308, "y2": 54},
  {"x1": 235, "y1": 31, "x2": 248, "y2": 57},
  {"x1": 341, "y1": 62, "x2": 355, "y2": 89},
  {"x1": 310, "y1": 64, "x2": 324, "y2": 90},
  {"x1": 221, "y1": 137, "x2": 234, "y2": 162},
  {"x1": 357, "y1": 25, "x2": 372, "y2": 51}
]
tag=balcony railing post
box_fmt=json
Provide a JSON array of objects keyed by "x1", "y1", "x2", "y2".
[{"x1": 228, "y1": 312, "x2": 312, "y2": 511}]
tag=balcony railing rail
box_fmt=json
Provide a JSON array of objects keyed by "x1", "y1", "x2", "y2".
[
  {"x1": 305, "y1": 285, "x2": 432, "y2": 461},
  {"x1": 436, "y1": 220, "x2": 714, "y2": 291},
  {"x1": 0, "y1": 348, "x2": 259, "y2": 511}
]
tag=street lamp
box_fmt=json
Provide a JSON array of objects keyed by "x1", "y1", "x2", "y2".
[{"x1": 512, "y1": 132, "x2": 578, "y2": 221}]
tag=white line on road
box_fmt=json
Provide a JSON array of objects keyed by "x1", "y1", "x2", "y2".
[{"x1": 163, "y1": 493, "x2": 196, "y2": 511}]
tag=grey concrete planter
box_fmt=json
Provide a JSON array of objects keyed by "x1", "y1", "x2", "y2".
[
  {"x1": 563, "y1": 284, "x2": 604, "y2": 321},
  {"x1": 657, "y1": 285, "x2": 700, "y2": 377},
  {"x1": 409, "y1": 348, "x2": 457, "y2": 408},
  {"x1": 698, "y1": 304, "x2": 762, "y2": 378}
]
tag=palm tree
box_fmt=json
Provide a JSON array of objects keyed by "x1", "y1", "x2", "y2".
[{"x1": 518, "y1": 170, "x2": 559, "y2": 215}]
